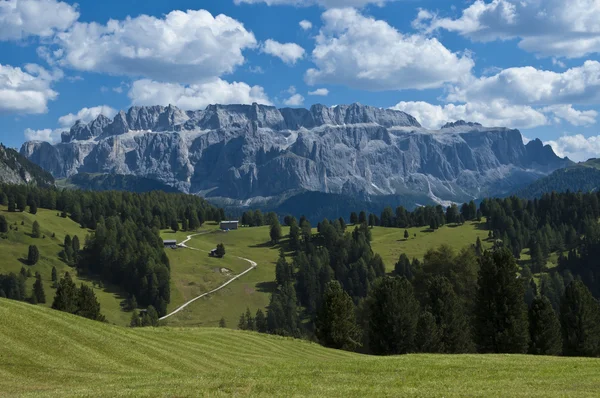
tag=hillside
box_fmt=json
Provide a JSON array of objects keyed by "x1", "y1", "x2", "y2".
[
  {"x1": 58, "y1": 172, "x2": 181, "y2": 193},
  {"x1": 1, "y1": 298, "x2": 599, "y2": 397},
  {"x1": 0, "y1": 144, "x2": 54, "y2": 186},
  {"x1": 513, "y1": 158, "x2": 600, "y2": 198}
]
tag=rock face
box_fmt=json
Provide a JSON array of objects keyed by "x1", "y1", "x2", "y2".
[
  {"x1": 0, "y1": 144, "x2": 54, "y2": 186},
  {"x1": 20, "y1": 103, "x2": 571, "y2": 207}
]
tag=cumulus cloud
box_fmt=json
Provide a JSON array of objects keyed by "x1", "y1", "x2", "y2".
[
  {"x1": 284, "y1": 93, "x2": 305, "y2": 106},
  {"x1": 391, "y1": 100, "x2": 548, "y2": 130},
  {"x1": 24, "y1": 128, "x2": 63, "y2": 144},
  {"x1": 261, "y1": 39, "x2": 305, "y2": 65},
  {"x1": 305, "y1": 8, "x2": 474, "y2": 91},
  {"x1": 299, "y1": 20, "x2": 313, "y2": 30},
  {"x1": 235, "y1": 0, "x2": 399, "y2": 8},
  {"x1": 52, "y1": 9, "x2": 257, "y2": 83},
  {"x1": 0, "y1": 63, "x2": 60, "y2": 114},
  {"x1": 415, "y1": 0, "x2": 600, "y2": 58},
  {"x1": 448, "y1": 61, "x2": 600, "y2": 106},
  {"x1": 0, "y1": 0, "x2": 79, "y2": 41},
  {"x1": 58, "y1": 105, "x2": 117, "y2": 128},
  {"x1": 308, "y1": 88, "x2": 329, "y2": 96},
  {"x1": 545, "y1": 135, "x2": 600, "y2": 162},
  {"x1": 542, "y1": 105, "x2": 598, "y2": 127},
  {"x1": 128, "y1": 79, "x2": 272, "y2": 110}
]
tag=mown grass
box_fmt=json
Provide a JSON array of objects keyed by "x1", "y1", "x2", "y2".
[
  {"x1": 1, "y1": 298, "x2": 600, "y2": 397},
  {"x1": 0, "y1": 206, "x2": 130, "y2": 326}
]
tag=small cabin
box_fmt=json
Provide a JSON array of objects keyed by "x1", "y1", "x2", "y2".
[
  {"x1": 220, "y1": 220, "x2": 239, "y2": 230},
  {"x1": 163, "y1": 240, "x2": 177, "y2": 249}
]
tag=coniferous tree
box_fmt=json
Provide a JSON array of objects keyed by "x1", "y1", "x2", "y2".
[
  {"x1": 474, "y1": 249, "x2": 529, "y2": 353},
  {"x1": 366, "y1": 276, "x2": 420, "y2": 355},
  {"x1": 475, "y1": 237, "x2": 483, "y2": 256},
  {"x1": 245, "y1": 307, "x2": 255, "y2": 331},
  {"x1": 359, "y1": 211, "x2": 367, "y2": 224},
  {"x1": 219, "y1": 317, "x2": 226, "y2": 328},
  {"x1": 142, "y1": 306, "x2": 160, "y2": 327},
  {"x1": 27, "y1": 245, "x2": 39, "y2": 265},
  {"x1": 29, "y1": 202, "x2": 37, "y2": 215},
  {"x1": 529, "y1": 296, "x2": 562, "y2": 356},
  {"x1": 315, "y1": 281, "x2": 361, "y2": 351},
  {"x1": 7, "y1": 196, "x2": 15, "y2": 212},
  {"x1": 275, "y1": 251, "x2": 292, "y2": 286},
  {"x1": 130, "y1": 311, "x2": 142, "y2": 327},
  {"x1": 415, "y1": 311, "x2": 442, "y2": 353},
  {"x1": 32, "y1": 273, "x2": 46, "y2": 304},
  {"x1": 52, "y1": 273, "x2": 78, "y2": 314},
  {"x1": 31, "y1": 221, "x2": 41, "y2": 238},
  {"x1": 394, "y1": 253, "x2": 413, "y2": 280},
  {"x1": 238, "y1": 312, "x2": 247, "y2": 330},
  {"x1": 267, "y1": 281, "x2": 300, "y2": 337},
  {"x1": 171, "y1": 220, "x2": 179, "y2": 232},
  {"x1": 404, "y1": 229, "x2": 409, "y2": 240},
  {"x1": 0, "y1": 215, "x2": 7, "y2": 233},
  {"x1": 560, "y1": 280, "x2": 600, "y2": 357},
  {"x1": 51, "y1": 266, "x2": 57, "y2": 285},
  {"x1": 216, "y1": 243, "x2": 226, "y2": 258},
  {"x1": 270, "y1": 220, "x2": 282, "y2": 244},
  {"x1": 288, "y1": 220, "x2": 300, "y2": 251},
  {"x1": 350, "y1": 212, "x2": 358, "y2": 225},
  {"x1": 255, "y1": 309, "x2": 267, "y2": 333},
  {"x1": 72, "y1": 235, "x2": 80, "y2": 253}
]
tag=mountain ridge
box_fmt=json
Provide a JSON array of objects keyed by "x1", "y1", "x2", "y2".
[
  {"x1": 0, "y1": 143, "x2": 55, "y2": 186},
  {"x1": 20, "y1": 103, "x2": 571, "y2": 208}
]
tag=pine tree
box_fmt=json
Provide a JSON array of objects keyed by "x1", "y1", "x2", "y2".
[
  {"x1": 29, "y1": 201, "x2": 37, "y2": 215},
  {"x1": 475, "y1": 237, "x2": 483, "y2": 256},
  {"x1": 238, "y1": 312, "x2": 247, "y2": 330},
  {"x1": 181, "y1": 217, "x2": 188, "y2": 231},
  {"x1": 275, "y1": 251, "x2": 292, "y2": 286},
  {"x1": 72, "y1": 235, "x2": 80, "y2": 252},
  {"x1": 31, "y1": 221, "x2": 41, "y2": 238},
  {"x1": 415, "y1": 311, "x2": 442, "y2": 353},
  {"x1": 394, "y1": 253, "x2": 413, "y2": 280},
  {"x1": 560, "y1": 280, "x2": 600, "y2": 357},
  {"x1": 171, "y1": 220, "x2": 179, "y2": 232},
  {"x1": 33, "y1": 274, "x2": 46, "y2": 304},
  {"x1": 255, "y1": 309, "x2": 267, "y2": 333},
  {"x1": 51, "y1": 266, "x2": 57, "y2": 284},
  {"x1": 144, "y1": 306, "x2": 159, "y2": 327},
  {"x1": 366, "y1": 276, "x2": 420, "y2": 355},
  {"x1": 245, "y1": 307, "x2": 255, "y2": 331},
  {"x1": 0, "y1": 215, "x2": 7, "y2": 233},
  {"x1": 52, "y1": 273, "x2": 78, "y2": 314},
  {"x1": 7, "y1": 197, "x2": 15, "y2": 212},
  {"x1": 350, "y1": 212, "x2": 358, "y2": 225},
  {"x1": 216, "y1": 243, "x2": 225, "y2": 258},
  {"x1": 529, "y1": 296, "x2": 562, "y2": 356},
  {"x1": 270, "y1": 220, "x2": 282, "y2": 244},
  {"x1": 27, "y1": 245, "x2": 39, "y2": 265},
  {"x1": 130, "y1": 311, "x2": 142, "y2": 327},
  {"x1": 404, "y1": 229, "x2": 409, "y2": 240},
  {"x1": 219, "y1": 317, "x2": 226, "y2": 328},
  {"x1": 316, "y1": 281, "x2": 361, "y2": 351},
  {"x1": 474, "y1": 248, "x2": 529, "y2": 353}
]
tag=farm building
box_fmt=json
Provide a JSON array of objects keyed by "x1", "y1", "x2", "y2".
[
  {"x1": 163, "y1": 240, "x2": 177, "y2": 248},
  {"x1": 220, "y1": 221, "x2": 239, "y2": 230}
]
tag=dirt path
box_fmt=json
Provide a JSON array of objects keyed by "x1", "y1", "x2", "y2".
[{"x1": 159, "y1": 232, "x2": 258, "y2": 321}]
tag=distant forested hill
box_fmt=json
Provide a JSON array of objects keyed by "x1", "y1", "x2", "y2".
[
  {"x1": 64, "y1": 173, "x2": 181, "y2": 193},
  {"x1": 513, "y1": 159, "x2": 600, "y2": 199},
  {"x1": 0, "y1": 144, "x2": 54, "y2": 186}
]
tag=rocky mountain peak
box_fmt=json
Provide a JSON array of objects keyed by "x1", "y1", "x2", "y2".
[{"x1": 441, "y1": 120, "x2": 483, "y2": 129}]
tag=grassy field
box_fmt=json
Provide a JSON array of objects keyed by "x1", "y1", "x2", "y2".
[
  {"x1": 0, "y1": 206, "x2": 130, "y2": 326},
  {"x1": 1, "y1": 298, "x2": 600, "y2": 397},
  {"x1": 162, "y1": 225, "x2": 285, "y2": 328}
]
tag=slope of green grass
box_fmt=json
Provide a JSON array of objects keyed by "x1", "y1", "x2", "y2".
[
  {"x1": 371, "y1": 221, "x2": 492, "y2": 270},
  {"x1": 0, "y1": 206, "x2": 130, "y2": 326},
  {"x1": 1, "y1": 298, "x2": 600, "y2": 397}
]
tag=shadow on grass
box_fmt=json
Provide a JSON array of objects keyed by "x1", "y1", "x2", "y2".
[
  {"x1": 18, "y1": 258, "x2": 30, "y2": 266},
  {"x1": 255, "y1": 281, "x2": 277, "y2": 294},
  {"x1": 420, "y1": 229, "x2": 435, "y2": 233},
  {"x1": 474, "y1": 222, "x2": 489, "y2": 231}
]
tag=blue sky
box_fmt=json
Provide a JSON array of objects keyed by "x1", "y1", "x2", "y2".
[{"x1": 1, "y1": 0, "x2": 600, "y2": 161}]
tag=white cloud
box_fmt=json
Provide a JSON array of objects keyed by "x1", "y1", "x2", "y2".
[
  {"x1": 305, "y1": 8, "x2": 474, "y2": 91},
  {"x1": 261, "y1": 39, "x2": 305, "y2": 65},
  {"x1": 0, "y1": 63, "x2": 60, "y2": 114},
  {"x1": 552, "y1": 58, "x2": 566, "y2": 69},
  {"x1": 391, "y1": 100, "x2": 548, "y2": 130},
  {"x1": 415, "y1": 0, "x2": 600, "y2": 58},
  {"x1": 447, "y1": 61, "x2": 600, "y2": 106},
  {"x1": 58, "y1": 105, "x2": 117, "y2": 128},
  {"x1": 24, "y1": 128, "x2": 63, "y2": 144},
  {"x1": 300, "y1": 20, "x2": 313, "y2": 30},
  {"x1": 235, "y1": 0, "x2": 399, "y2": 8},
  {"x1": 542, "y1": 105, "x2": 598, "y2": 127},
  {"x1": 545, "y1": 134, "x2": 600, "y2": 162},
  {"x1": 283, "y1": 93, "x2": 305, "y2": 106},
  {"x1": 128, "y1": 78, "x2": 272, "y2": 110},
  {"x1": 0, "y1": 0, "x2": 79, "y2": 41},
  {"x1": 308, "y1": 88, "x2": 329, "y2": 96},
  {"x1": 52, "y1": 9, "x2": 257, "y2": 83}
]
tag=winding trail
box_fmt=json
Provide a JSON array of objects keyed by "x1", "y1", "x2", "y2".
[{"x1": 159, "y1": 232, "x2": 258, "y2": 321}]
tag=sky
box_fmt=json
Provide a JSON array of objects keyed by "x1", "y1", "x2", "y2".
[{"x1": 1, "y1": 0, "x2": 600, "y2": 161}]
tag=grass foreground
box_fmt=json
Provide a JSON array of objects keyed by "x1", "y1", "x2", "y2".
[{"x1": 2, "y1": 298, "x2": 600, "y2": 397}]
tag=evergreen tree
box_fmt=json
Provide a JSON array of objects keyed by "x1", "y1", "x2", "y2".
[
  {"x1": 171, "y1": 219, "x2": 179, "y2": 232},
  {"x1": 429, "y1": 217, "x2": 438, "y2": 231},
  {"x1": 529, "y1": 296, "x2": 562, "y2": 356},
  {"x1": 404, "y1": 229, "x2": 409, "y2": 240},
  {"x1": 350, "y1": 212, "x2": 358, "y2": 225},
  {"x1": 51, "y1": 266, "x2": 57, "y2": 284},
  {"x1": 474, "y1": 249, "x2": 529, "y2": 353},
  {"x1": 181, "y1": 217, "x2": 188, "y2": 231},
  {"x1": 130, "y1": 311, "x2": 142, "y2": 327},
  {"x1": 316, "y1": 281, "x2": 361, "y2": 351},
  {"x1": 33, "y1": 274, "x2": 46, "y2": 304},
  {"x1": 245, "y1": 307, "x2": 255, "y2": 331},
  {"x1": 339, "y1": 217, "x2": 347, "y2": 231},
  {"x1": 255, "y1": 309, "x2": 267, "y2": 333},
  {"x1": 0, "y1": 215, "x2": 7, "y2": 233},
  {"x1": 52, "y1": 273, "x2": 78, "y2": 314},
  {"x1": 475, "y1": 237, "x2": 483, "y2": 256},
  {"x1": 64, "y1": 234, "x2": 72, "y2": 249},
  {"x1": 7, "y1": 196, "x2": 15, "y2": 212},
  {"x1": 27, "y1": 245, "x2": 39, "y2": 265},
  {"x1": 366, "y1": 276, "x2": 420, "y2": 355},
  {"x1": 415, "y1": 311, "x2": 442, "y2": 353},
  {"x1": 142, "y1": 306, "x2": 159, "y2": 327},
  {"x1": 238, "y1": 312, "x2": 247, "y2": 330},
  {"x1": 72, "y1": 235, "x2": 80, "y2": 253},
  {"x1": 394, "y1": 253, "x2": 413, "y2": 280},
  {"x1": 216, "y1": 243, "x2": 226, "y2": 258},
  {"x1": 29, "y1": 201, "x2": 37, "y2": 215},
  {"x1": 267, "y1": 281, "x2": 300, "y2": 337},
  {"x1": 31, "y1": 221, "x2": 41, "y2": 238},
  {"x1": 219, "y1": 317, "x2": 226, "y2": 328},
  {"x1": 288, "y1": 220, "x2": 300, "y2": 251},
  {"x1": 560, "y1": 280, "x2": 600, "y2": 357},
  {"x1": 359, "y1": 211, "x2": 367, "y2": 224},
  {"x1": 270, "y1": 220, "x2": 282, "y2": 244},
  {"x1": 275, "y1": 252, "x2": 292, "y2": 286}
]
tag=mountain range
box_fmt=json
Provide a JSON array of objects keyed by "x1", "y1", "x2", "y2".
[
  {"x1": 0, "y1": 144, "x2": 54, "y2": 186},
  {"x1": 19, "y1": 103, "x2": 571, "y2": 211}
]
